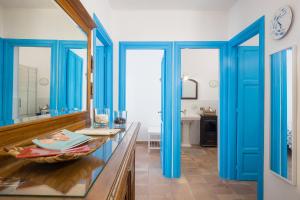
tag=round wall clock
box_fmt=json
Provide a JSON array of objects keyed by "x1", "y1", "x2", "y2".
[
  {"x1": 209, "y1": 80, "x2": 218, "y2": 88},
  {"x1": 39, "y1": 77, "x2": 49, "y2": 86},
  {"x1": 271, "y1": 6, "x2": 293, "y2": 40}
]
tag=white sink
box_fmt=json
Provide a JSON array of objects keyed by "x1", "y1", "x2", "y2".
[
  {"x1": 181, "y1": 114, "x2": 201, "y2": 147},
  {"x1": 181, "y1": 114, "x2": 201, "y2": 121}
]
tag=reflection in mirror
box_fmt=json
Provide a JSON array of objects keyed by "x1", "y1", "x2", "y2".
[
  {"x1": 270, "y1": 47, "x2": 297, "y2": 184},
  {"x1": 182, "y1": 79, "x2": 198, "y2": 99},
  {"x1": 65, "y1": 49, "x2": 87, "y2": 112},
  {"x1": 13, "y1": 47, "x2": 51, "y2": 123},
  {"x1": 0, "y1": 0, "x2": 88, "y2": 127}
]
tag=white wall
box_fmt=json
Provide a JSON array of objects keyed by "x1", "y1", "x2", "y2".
[
  {"x1": 111, "y1": 9, "x2": 229, "y2": 110},
  {"x1": 2, "y1": 7, "x2": 86, "y2": 40},
  {"x1": 228, "y1": 0, "x2": 300, "y2": 199},
  {"x1": 79, "y1": 1, "x2": 230, "y2": 113},
  {"x1": 112, "y1": 10, "x2": 228, "y2": 41},
  {"x1": 181, "y1": 49, "x2": 219, "y2": 144},
  {"x1": 79, "y1": 0, "x2": 116, "y2": 108},
  {"x1": 80, "y1": 0, "x2": 113, "y2": 36},
  {"x1": 126, "y1": 50, "x2": 163, "y2": 141},
  {"x1": 0, "y1": 4, "x2": 3, "y2": 37}
]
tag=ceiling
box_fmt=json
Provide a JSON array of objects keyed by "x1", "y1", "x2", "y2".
[
  {"x1": 0, "y1": 0, "x2": 57, "y2": 9},
  {"x1": 109, "y1": 0, "x2": 238, "y2": 11}
]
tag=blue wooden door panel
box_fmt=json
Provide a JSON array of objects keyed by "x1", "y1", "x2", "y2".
[
  {"x1": 94, "y1": 46, "x2": 105, "y2": 109},
  {"x1": 160, "y1": 52, "x2": 166, "y2": 169},
  {"x1": 66, "y1": 50, "x2": 83, "y2": 111},
  {"x1": 237, "y1": 46, "x2": 259, "y2": 180}
]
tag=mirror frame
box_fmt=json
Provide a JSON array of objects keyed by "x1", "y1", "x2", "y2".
[
  {"x1": 0, "y1": 0, "x2": 96, "y2": 148},
  {"x1": 270, "y1": 45, "x2": 297, "y2": 185},
  {"x1": 182, "y1": 78, "x2": 198, "y2": 100}
]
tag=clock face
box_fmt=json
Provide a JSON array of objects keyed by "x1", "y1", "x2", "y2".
[
  {"x1": 209, "y1": 80, "x2": 218, "y2": 88},
  {"x1": 271, "y1": 6, "x2": 293, "y2": 40}
]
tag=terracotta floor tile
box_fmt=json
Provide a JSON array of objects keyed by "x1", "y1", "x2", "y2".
[
  {"x1": 136, "y1": 195, "x2": 149, "y2": 200},
  {"x1": 185, "y1": 175, "x2": 207, "y2": 184},
  {"x1": 136, "y1": 171, "x2": 149, "y2": 185},
  {"x1": 136, "y1": 184, "x2": 149, "y2": 195},
  {"x1": 148, "y1": 184, "x2": 172, "y2": 195},
  {"x1": 135, "y1": 144, "x2": 257, "y2": 200},
  {"x1": 149, "y1": 194, "x2": 174, "y2": 200},
  {"x1": 216, "y1": 194, "x2": 243, "y2": 200}
]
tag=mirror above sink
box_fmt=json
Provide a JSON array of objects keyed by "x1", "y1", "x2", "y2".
[{"x1": 182, "y1": 78, "x2": 198, "y2": 100}]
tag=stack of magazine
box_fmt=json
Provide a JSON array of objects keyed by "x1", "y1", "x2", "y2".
[{"x1": 17, "y1": 130, "x2": 92, "y2": 158}]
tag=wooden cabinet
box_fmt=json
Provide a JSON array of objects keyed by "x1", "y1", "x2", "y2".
[
  {"x1": 200, "y1": 116, "x2": 217, "y2": 147},
  {"x1": 113, "y1": 149, "x2": 136, "y2": 200},
  {"x1": 0, "y1": 122, "x2": 140, "y2": 200}
]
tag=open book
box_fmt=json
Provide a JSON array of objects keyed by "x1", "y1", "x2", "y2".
[{"x1": 32, "y1": 130, "x2": 92, "y2": 151}]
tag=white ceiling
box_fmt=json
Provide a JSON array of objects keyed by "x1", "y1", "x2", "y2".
[
  {"x1": 109, "y1": 0, "x2": 238, "y2": 11},
  {"x1": 0, "y1": 0, "x2": 57, "y2": 9}
]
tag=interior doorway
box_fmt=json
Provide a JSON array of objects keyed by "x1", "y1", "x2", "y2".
[
  {"x1": 180, "y1": 48, "x2": 219, "y2": 148},
  {"x1": 126, "y1": 50, "x2": 164, "y2": 142},
  {"x1": 118, "y1": 42, "x2": 173, "y2": 177},
  {"x1": 228, "y1": 17, "x2": 265, "y2": 200}
]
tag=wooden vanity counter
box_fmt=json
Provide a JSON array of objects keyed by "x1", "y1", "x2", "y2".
[{"x1": 0, "y1": 122, "x2": 140, "y2": 200}]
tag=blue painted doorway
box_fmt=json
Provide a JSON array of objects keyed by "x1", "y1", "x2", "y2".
[
  {"x1": 93, "y1": 14, "x2": 114, "y2": 124},
  {"x1": 237, "y1": 46, "x2": 259, "y2": 180},
  {"x1": 228, "y1": 17, "x2": 265, "y2": 200},
  {"x1": 118, "y1": 42, "x2": 174, "y2": 177}
]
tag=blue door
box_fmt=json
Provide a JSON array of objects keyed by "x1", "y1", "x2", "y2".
[
  {"x1": 94, "y1": 46, "x2": 106, "y2": 109},
  {"x1": 66, "y1": 50, "x2": 83, "y2": 111},
  {"x1": 237, "y1": 46, "x2": 259, "y2": 180},
  {"x1": 160, "y1": 52, "x2": 166, "y2": 169}
]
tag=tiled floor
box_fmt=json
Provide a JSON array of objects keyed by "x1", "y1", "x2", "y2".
[{"x1": 135, "y1": 143, "x2": 257, "y2": 200}]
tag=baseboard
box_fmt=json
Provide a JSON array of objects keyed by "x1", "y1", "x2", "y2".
[{"x1": 136, "y1": 141, "x2": 147, "y2": 144}]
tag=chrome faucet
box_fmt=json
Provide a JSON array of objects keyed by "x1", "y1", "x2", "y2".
[{"x1": 181, "y1": 109, "x2": 187, "y2": 115}]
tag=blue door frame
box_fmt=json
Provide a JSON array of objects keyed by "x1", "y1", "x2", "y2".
[
  {"x1": 118, "y1": 41, "x2": 174, "y2": 177},
  {"x1": 228, "y1": 16, "x2": 265, "y2": 200},
  {"x1": 173, "y1": 41, "x2": 228, "y2": 178},
  {"x1": 0, "y1": 38, "x2": 3, "y2": 126},
  {"x1": 57, "y1": 40, "x2": 87, "y2": 114},
  {"x1": 2, "y1": 39, "x2": 58, "y2": 125},
  {"x1": 93, "y1": 14, "x2": 114, "y2": 124}
]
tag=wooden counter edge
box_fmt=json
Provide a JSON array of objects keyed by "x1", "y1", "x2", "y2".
[{"x1": 85, "y1": 122, "x2": 141, "y2": 200}]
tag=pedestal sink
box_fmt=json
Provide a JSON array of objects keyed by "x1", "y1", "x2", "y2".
[{"x1": 181, "y1": 114, "x2": 201, "y2": 147}]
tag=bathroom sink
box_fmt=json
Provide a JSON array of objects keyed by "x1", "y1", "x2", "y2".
[
  {"x1": 181, "y1": 114, "x2": 201, "y2": 147},
  {"x1": 181, "y1": 114, "x2": 201, "y2": 121}
]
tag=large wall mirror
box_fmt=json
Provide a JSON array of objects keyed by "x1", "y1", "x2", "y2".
[
  {"x1": 0, "y1": 0, "x2": 88, "y2": 127},
  {"x1": 270, "y1": 46, "x2": 297, "y2": 185}
]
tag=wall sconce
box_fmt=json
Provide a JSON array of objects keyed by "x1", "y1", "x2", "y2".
[{"x1": 182, "y1": 75, "x2": 189, "y2": 81}]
